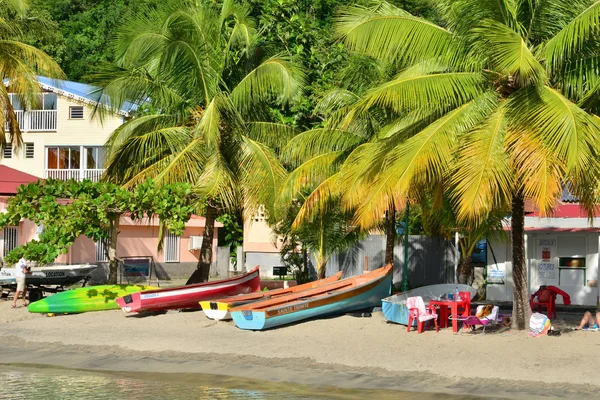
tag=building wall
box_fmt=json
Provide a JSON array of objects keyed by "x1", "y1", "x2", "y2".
[
  {"x1": 1, "y1": 95, "x2": 123, "y2": 178},
  {"x1": 486, "y1": 232, "x2": 600, "y2": 306}
]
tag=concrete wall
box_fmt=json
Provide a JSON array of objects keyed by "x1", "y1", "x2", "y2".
[{"x1": 241, "y1": 234, "x2": 456, "y2": 286}]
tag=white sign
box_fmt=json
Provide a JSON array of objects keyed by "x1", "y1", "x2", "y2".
[
  {"x1": 538, "y1": 262, "x2": 556, "y2": 280},
  {"x1": 487, "y1": 268, "x2": 504, "y2": 283}
]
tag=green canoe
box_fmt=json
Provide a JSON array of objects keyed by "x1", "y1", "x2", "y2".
[{"x1": 28, "y1": 284, "x2": 159, "y2": 314}]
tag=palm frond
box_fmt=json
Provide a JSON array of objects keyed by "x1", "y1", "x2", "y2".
[
  {"x1": 239, "y1": 136, "x2": 287, "y2": 219},
  {"x1": 336, "y1": 2, "x2": 456, "y2": 65},
  {"x1": 291, "y1": 174, "x2": 343, "y2": 229},
  {"x1": 451, "y1": 106, "x2": 512, "y2": 223},
  {"x1": 281, "y1": 129, "x2": 365, "y2": 167},
  {"x1": 230, "y1": 56, "x2": 304, "y2": 115},
  {"x1": 544, "y1": 1, "x2": 600, "y2": 73},
  {"x1": 509, "y1": 85, "x2": 600, "y2": 171},
  {"x1": 471, "y1": 20, "x2": 546, "y2": 86},
  {"x1": 245, "y1": 122, "x2": 298, "y2": 153}
]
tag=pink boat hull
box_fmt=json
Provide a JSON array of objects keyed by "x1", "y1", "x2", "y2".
[{"x1": 115, "y1": 266, "x2": 261, "y2": 313}]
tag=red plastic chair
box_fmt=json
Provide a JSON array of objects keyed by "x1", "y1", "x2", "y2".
[
  {"x1": 457, "y1": 291, "x2": 472, "y2": 317},
  {"x1": 406, "y1": 296, "x2": 439, "y2": 334},
  {"x1": 530, "y1": 288, "x2": 556, "y2": 319}
]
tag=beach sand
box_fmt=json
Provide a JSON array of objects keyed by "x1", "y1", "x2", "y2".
[{"x1": 0, "y1": 300, "x2": 597, "y2": 399}]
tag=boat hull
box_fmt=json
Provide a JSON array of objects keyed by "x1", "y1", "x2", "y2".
[
  {"x1": 199, "y1": 272, "x2": 343, "y2": 321},
  {"x1": 116, "y1": 266, "x2": 261, "y2": 313},
  {"x1": 27, "y1": 284, "x2": 159, "y2": 314},
  {"x1": 231, "y1": 265, "x2": 392, "y2": 330},
  {"x1": 0, "y1": 264, "x2": 98, "y2": 286},
  {"x1": 382, "y1": 284, "x2": 477, "y2": 326}
]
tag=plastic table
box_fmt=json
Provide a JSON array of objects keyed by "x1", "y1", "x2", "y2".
[{"x1": 429, "y1": 299, "x2": 470, "y2": 333}]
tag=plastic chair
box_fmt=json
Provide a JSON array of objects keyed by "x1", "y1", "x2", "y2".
[
  {"x1": 406, "y1": 296, "x2": 438, "y2": 334},
  {"x1": 457, "y1": 291, "x2": 472, "y2": 317},
  {"x1": 530, "y1": 288, "x2": 556, "y2": 319}
]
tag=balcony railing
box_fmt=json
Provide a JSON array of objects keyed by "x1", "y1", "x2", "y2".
[
  {"x1": 5, "y1": 110, "x2": 57, "y2": 131},
  {"x1": 45, "y1": 169, "x2": 105, "y2": 182}
]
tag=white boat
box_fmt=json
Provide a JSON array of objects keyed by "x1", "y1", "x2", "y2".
[
  {"x1": 382, "y1": 284, "x2": 477, "y2": 326},
  {"x1": 0, "y1": 264, "x2": 98, "y2": 287}
]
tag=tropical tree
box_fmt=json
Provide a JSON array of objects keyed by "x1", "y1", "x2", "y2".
[
  {"x1": 327, "y1": 0, "x2": 600, "y2": 329},
  {"x1": 0, "y1": 179, "x2": 194, "y2": 284},
  {"x1": 0, "y1": 0, "x2": 63, "y2": 154},
  {"x1": 97, "y1": 0, "x2": 302, "y2": 284}
]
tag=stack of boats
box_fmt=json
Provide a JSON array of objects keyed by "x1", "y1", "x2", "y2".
[{"x1": 20, "y1": 263, "x2": 393, "y2": 331}]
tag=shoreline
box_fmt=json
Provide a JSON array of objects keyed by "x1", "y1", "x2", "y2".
[
  {"x1": 0, "y1": 341, "x2": 568, "y2": 399},
  {"x1": 1, "y1": 301, "x2": 599, "y2": 399}
]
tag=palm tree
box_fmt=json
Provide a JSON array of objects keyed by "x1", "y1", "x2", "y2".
[
  {"x1": 98, "y1": 0, "x2": 303, "y2": 283},
  {"x1": 329, "y1": 0, "x2": 600, "y2": 329},
  {"x1": 1, "y1": 0, "x2": 63, "y2": 154}
]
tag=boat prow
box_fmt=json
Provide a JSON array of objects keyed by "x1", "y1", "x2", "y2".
[{"x1": 199, "y1": 271, "x2": 343, "y2": 321}]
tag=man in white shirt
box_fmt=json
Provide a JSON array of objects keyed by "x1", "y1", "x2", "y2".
[{"x1": 11, "y1": 257, "x2": 29, "y2": 308}]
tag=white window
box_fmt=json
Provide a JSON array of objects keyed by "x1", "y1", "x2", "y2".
[
  {"x1": 3, "y1": 145, "x2": 12, "y2": 159},
  {"x1": 164, "y1": 230, "x2": 180, "y2": 263},
  {"x1": 46, "y1": 146, "x2": 81, "y2": 170},
  {"x1": 95, "y1": 237, "x2": 109, "y2": 262},
  {"x1": 25, "y1": 143, "x2": 34, "y2": 158},
  {"x1": 69, "y1": 106, "x2": 84, "y2": 119},
  {"x1": 85, "y1": 146, "x2": 105, "y2": 169},
  {"x1": 8, "y1": 92, "x2": 57, "y2": 110},
  {"x1": 2, "y1": 227, "x2": 18, "y2": 258}
]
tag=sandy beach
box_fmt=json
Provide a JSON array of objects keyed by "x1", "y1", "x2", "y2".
[{"x1": 1, "y1": 300, "x2": 598, "y2": 399}]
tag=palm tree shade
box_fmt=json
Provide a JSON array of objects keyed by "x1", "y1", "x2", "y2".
[{"x1": 99, "y1": 0, "x2": 303, "y2": 283}]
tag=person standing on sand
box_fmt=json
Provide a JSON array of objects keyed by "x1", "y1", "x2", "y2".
[{"x1": 11, "y1": 257, "x2": 29, "y2": 308}]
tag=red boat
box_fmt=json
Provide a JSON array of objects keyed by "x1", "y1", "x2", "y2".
[{"x1": 115, "y1": 266, "x2": 260, "y2": 313}]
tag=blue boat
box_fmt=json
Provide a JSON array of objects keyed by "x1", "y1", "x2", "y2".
[
  {"x1": 230, "y1": 264, "x2": 393, "y2": 330},
  {"x1": 382, "y1": 284, "x2": 477, "y2": 326}
]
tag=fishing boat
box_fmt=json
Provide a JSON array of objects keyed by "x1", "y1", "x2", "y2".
[
  {"x1": 28, "y1": 284, "x2": 160, "y2": 314},
  {"x1": 199, "y1": 271, "x2": 343, "y2": 321},
  {"x1": 115, "y1": 266, "x2": 261, "y2": 313},
  {"x1": 230, "y1": 264, "x2": 392, "y2": 331},
  {"x1": 381, "y1": 284, "x2": 477, "y2": 326},
  {"x1": 0, "y1": 264, "x2": 98, "y2": 287}
]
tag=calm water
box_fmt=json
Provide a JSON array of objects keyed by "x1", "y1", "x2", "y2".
[{"x1": 0, "y1": 365, "x2": 490, "y2": 400}]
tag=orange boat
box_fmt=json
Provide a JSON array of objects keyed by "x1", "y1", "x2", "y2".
[
  {"x1": 199, "y1": 271, "x2": 342, "y2": 320},
  {"x1": 231, "y1": 265, "x2": 392, "y2": 330}
]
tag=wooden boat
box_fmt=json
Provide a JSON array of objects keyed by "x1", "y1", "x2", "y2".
[
  {"x1": 0, "y1": 264, "x2": 98, "y2": 287},
  {"x1": 199, "y1": 271, "x2": 343, "y2": 321},
  {"x1": 382, "y1": 284, "x2": 477, "y2": 326},
  {"x1": 230, "y1": 264, "x2": 392, "y2": 331},
  {"x1": 115, "y1": 266, "x2": 261, "y2": 313},
  {"x1": 27, "y1": 284, "x2": 159, "y2": 314}
]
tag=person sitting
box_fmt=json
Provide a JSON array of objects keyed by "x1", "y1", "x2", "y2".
[{"x1": 574, "y1": 311, "x2": 600, "y2": 330}]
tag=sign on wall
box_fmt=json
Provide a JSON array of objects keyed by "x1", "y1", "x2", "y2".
[
  {"x1": 537, "y1": 236, "x2": 557, "y2": 282},
  {"x1": 487, "y1": 268, "x2": 505, "y2": 284}
]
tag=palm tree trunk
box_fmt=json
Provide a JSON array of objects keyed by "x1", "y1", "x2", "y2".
[
  {"x1": 457, "y1": 255, "x2": 472, "y2": 284},
  {"x1": 385, "y1": 207, "x2": 396, "y2": 265},
  {"x1": 186, "y1": 203, "x2": 217, "y2": 284},
  {"x1": 318, "y1": 261, "x2": 327, "y2": 279},
  {"x1": 511, "y1": 192, "x2": 531, "y2": 330},
  {"x1": 107, "y1": 217, "x2": 119, "y2": 284}
]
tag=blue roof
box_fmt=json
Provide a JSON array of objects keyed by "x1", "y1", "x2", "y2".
[{"x1": 36, "y1": 76, "x2": 137, "y2": 116}]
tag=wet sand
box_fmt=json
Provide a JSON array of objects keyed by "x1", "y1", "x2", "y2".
[{"x1": 0, "y1": 300, "x2": 597, "y2": 399}]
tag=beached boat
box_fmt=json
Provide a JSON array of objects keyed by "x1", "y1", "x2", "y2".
[
  {"x1": 115, "y1": 266, "x2": 261, "y2": 313},
  {"x1": 230, "y1": 264, "x2": 392, "y2": 331},
  {"x1": 199, "y1": 272, "x2": 343, "y2": 321},
  {"x1": 381, "y1": 284, "x2": 477, "y2": 326},
  {"x1": 0, "y1": 264, "x2": 98, "y2": 287},
  {"x1": 27, "y1": 284, "x2": 159, "y2": 314}
]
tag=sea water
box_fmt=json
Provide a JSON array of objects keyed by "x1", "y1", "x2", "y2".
[{"x1": 0, "y1": 365, "x2": 490, "y2": 400}]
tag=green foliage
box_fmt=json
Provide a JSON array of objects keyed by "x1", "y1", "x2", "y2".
[
  {"x1": 216, "y1": 212, "x2": 244, "y2": 269},
  {"x1": 0, "y1": 178, "x2": 194, "y2": 265}
]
